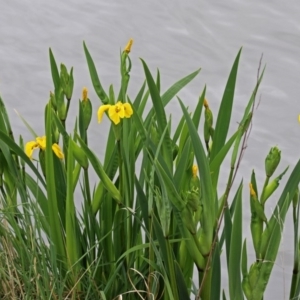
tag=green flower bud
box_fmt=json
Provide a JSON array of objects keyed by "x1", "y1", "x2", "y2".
[
  {"x1": 60, "y1": 64, "x2": 74, "y2": 100},
  {"x1": 49, "y1": 91, "x2": 57, "y2": 111},
  {"x1": 55, "y1": 87, "x2": 66, "y2": 122},
  {"x1": 70, "y1": 140, "x2": 88, "y2": 169},
  {"x1": 150, "y1": 123, "x2": 160, "y2": 145},
  {"x1": 242, "y1": 277, "x2": 252, "y2": 299},
  {"x1": 265, "y1": 146, "x2": 281, "y2": 177},
  {"x1": 248, "y1": 263, "x2": 259, "y2": 289},
  {"x1": 203, "y1": 99, "x2": 213, "y2": 152},
  {"x1": 260, "y1": 166, "x2": 288, "y2": 205},
  {"x1": 80, "y1": 87, "x2": 92, "y2": 131},
  {"x1": 204, "y1": 107, "x2": 213, "y2": 128}
]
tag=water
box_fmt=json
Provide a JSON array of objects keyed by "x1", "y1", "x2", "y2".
[{"x1": 1, "y1": 1, "x2": 300, "y2": 298}]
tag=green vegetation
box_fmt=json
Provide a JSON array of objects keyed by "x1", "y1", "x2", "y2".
[{"x1": 0, "y1": 39, "x2": 299, "y2": 299}]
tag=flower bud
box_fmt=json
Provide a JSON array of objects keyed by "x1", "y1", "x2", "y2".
[
  {"x1": 260, "y1": 166, "x2": 288, "y2": 205},
  {"x1": 265, "y1": 146, "x2": 281, "y2": 177},
  {"x1": 203, "y1": 99, "x2": 209, "y2": 108},
  {"x1": 80, "y1": 87, "x2": 92, "y2": 131},
  {"x1": 124, "y1": 38, "x2": 133, "y2": 54},
  {"x1": 60, "y1": 64, "x2": 74, "y2": 100},
  {"x1": 204, "y1": 103, "x2": 213, "y2": 148},
  {"x1": 49, "y1": 91, "x2": 57, "y2": 110},
  {"x1": 70, "y1": 139, "x2": 88, "y2": 169}
]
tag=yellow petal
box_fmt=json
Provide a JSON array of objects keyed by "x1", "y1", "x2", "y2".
[
  {"x1": 97, "y1": 105, "x2": 111, "y2": 123},
  {"x1": 123, "y1": 102, "x2": 133, "y2": 118},
  {"x1": 124, "y1": 38, "x2": 133, "y2": 53},
  {"x1": 52, "y1": 143, "x2": 64, "y2": 159},
  {"x1": 108, "y1": 102, "x2": 125, "y2": 124},
  {"x1": 108, "y1": 106, "x2": 121, "y2": 124},
  {"x1": 36, "y1": 136, "x2": 46, "y2": 150},
  {"x1": 115, "y1": 102, "x2": 125, "y2": 118},
  {"x1": 25, "y1": 141, "x2": 39, "y2": 159}
]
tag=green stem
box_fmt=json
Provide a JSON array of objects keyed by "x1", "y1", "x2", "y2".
[
  {"x1": 84, "y1": 169, "x2": 91, "y2": 204},
  {"x1": 117, "y1": 140, "x2": 123, "y2": 198},
  {"x1": 290, "y1": 201, "x2": 300, "y2": 298}
]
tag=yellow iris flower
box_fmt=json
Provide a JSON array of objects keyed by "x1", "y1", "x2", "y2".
[
  {"x1": 25, "y1": 136, "x2": 64, "y2": 159},
  {"x1": 97, "y1": 102, "x2": 133, "y2": 125}
]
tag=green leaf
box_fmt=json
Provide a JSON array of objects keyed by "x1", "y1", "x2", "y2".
[
  {"x1": 14, "y1": 110, "x2": 38, "y2": 138},
  {"x1": 161, "y1": 68, "x2": 201, "y2": 104},
  {"x1": 210, "y1": 130, "x2": 239, "y2": 189},
  {"x1": 211, "y1": 242, "x2": 221, "y2": 300},
  {"x1": 49, "y1": 48, "x2": 60, "y2": 90},
  {"x1": 210, "y1": 48, "x2": 242, "y2": 162},
  {"x1": 83, "y1": 41, "x2": 109, "y2": 104},
  {"x1": 140, "y1": 59, "x2": 173, "y2": 171},
  {"x1": 174, "y1": 261, "x2": 191, "y2": 300},
  {"x1": 152, "y1": 214, "x2": 178, "y2": 299},
  {"x1": 45, "y1": 102, "x2": 66, "y2": 269},
  {"x1": 177, "y1": 86, "x2": 206, "y2": 158},
  {"x1": 76, "y1": 134, "x2": 121, "y2": 208},
  {"x1": 65, "y1": 139, "x2": 80, "y2": 273},
  {"x1": 179, "y1": 99, "x2": 215, "y2": 255},
  {"x1": 228, "y1": 181, "x2": 243, "y2": 300},
  {"x1": 241, "y1": 239, "x2": 248, "y2": 277}
]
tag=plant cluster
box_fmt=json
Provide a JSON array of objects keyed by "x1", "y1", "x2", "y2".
[{"x1": 0, "y1": 39, "x2": 300, "y2": 300}]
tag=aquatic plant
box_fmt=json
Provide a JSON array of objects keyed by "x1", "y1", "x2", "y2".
[{"x1": 0, "y1": 39, "x2": 299, "y2": 300}]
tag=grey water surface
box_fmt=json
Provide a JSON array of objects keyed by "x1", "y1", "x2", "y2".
[{"x1": 1, "y1": 1, "x2": 300, "y2": 299}]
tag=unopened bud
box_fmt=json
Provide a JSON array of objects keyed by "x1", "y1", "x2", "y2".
[
  {"x1": 82, "y1": 87, "x2": 88, "y2": 101},
  {"x1": 265, "y1": 146, "x2": 281, "y2": 177},
  {"x1": 124, "y1": 38, "x2": 133, "y2": 53},
  {"x1": 203, "y1": 99, "x2": 209, "y2": 108}
]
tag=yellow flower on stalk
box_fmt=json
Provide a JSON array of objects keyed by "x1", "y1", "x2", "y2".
[
  {"x1": 25, "y1": 136, "x2": 64, "y2": 159},
  {"x1": 97, "y1": 102, "x2": 133, "y2": 125},
  {"x1": 192, "y1": 165, "x2": 198, "y2": 178},
  {"x1": 82, "y1": 87, "x2": 88, "y2": 101},
  {"x1": 109, "y1": 101, "x2": 125, "y2": 124},
  {"x1": 124, "y1": 38, "x2": 133, "y2": 53}
]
